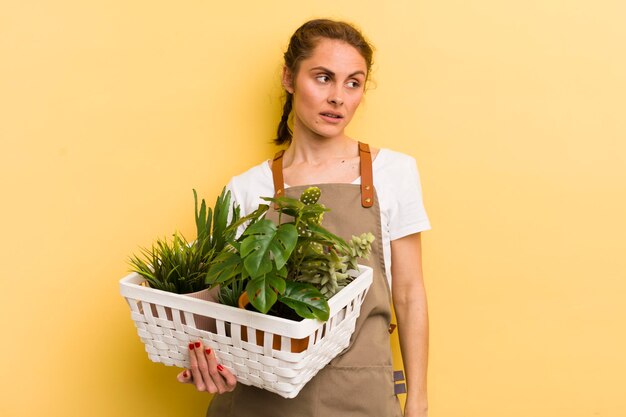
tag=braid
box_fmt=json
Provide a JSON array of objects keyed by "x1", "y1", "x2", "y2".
[{"x1": 274, "y1": 92, "x2": 293, "y2": 145}]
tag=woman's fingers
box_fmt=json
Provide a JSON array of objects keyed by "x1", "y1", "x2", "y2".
[
  {"x1": 217, "y1": 363, "x2": 238, "y2": 391},
  {"x1": 203, "y1": 346, "x2": 224, "y2": 393},
  {"x1": 194, "y1": 341, "x2": 219, "y2": 393},
  {"x1": 177, "y1": 369, "x2": 192, "y2": 384},
  {"x1": 205, "y1": 348, "x2": 237, "y2": 391},
  {"x1": 185, "y1": 340, "x2": 237, "y2": 393},
  {"x1": 205, "y1": 348, "x2": 233, "y2": 393},
  {"x1": 188, "y1": 341, "x2": 207, "y2": 391}
]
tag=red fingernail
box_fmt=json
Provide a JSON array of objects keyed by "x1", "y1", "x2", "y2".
[
  {"x1": 194, "y1": 342, "x2": 201, "y2": 348},
  {"x1": 189, "y1": 343, "x2": 194, "y2": 350},
  {"x1": 183, "y1": 371, "x2": 188, "y2": 378},
  {"x1": 205, "y1": 348, "x2": 211, "y2": 355},
  {"x1": 217, "y1": 364, "x2": 224, "y2": 372}
]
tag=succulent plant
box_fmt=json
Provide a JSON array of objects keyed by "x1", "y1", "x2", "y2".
[
  {"x1": 299, "y1": 186, "x2": 321, "y2": 204},
  {"x1": 348, "y1": 233, "x2": 375, "y2": 261}
]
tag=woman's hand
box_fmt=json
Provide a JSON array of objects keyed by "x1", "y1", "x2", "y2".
[
  {"x1": 176, "y1": 340, "x2": 237, "y2": 394},
  {"x1": 404, "y1": 399, "x2": 428, "y2": 417}
]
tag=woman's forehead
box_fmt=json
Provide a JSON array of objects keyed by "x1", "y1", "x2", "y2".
[{"x1": 300, "y1": 39, "x2": 368, "y2": 75}]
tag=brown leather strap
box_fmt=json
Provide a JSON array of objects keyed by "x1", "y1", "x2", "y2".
[
  {"x1": 271, "y1": 143, "x2": 374, "y2": 208},
  {"x1": 272, "y1": 150, "x2": 286, "y2": 208},
  {"x1": 358, "y1": 142, "x2": 374, "y2": 208}
]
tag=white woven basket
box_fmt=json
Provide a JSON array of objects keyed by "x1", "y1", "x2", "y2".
[{"x1": 119, "y1": 265, "x2": 373, "y2": 398}]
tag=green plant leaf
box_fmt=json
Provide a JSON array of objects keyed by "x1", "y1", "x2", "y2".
[
  {"x1": 218, "y1": 279, "x2": 245, "y2": 307},
  {"x1": 261, "y1": 196, "x2": 304, "y2": 218},
  {"x1": 307, "y1": 223, "x2": 350, "y2": 250},
  {"x1": 211, "y1": 188, "x2": 231, "y2": 253},
  {"x1": 128, "y1": 232, "x2": 210, "y2": 293},
  {"x1": 300, "y1": 202, "x2": 327, "y2": 218},
  {"x1": 205, "y1": 251, "x2": 243, "y2": 286},
  {"x1": 224, "y1": 204, "x2": 269, "y2": 235},
  {"x1": 194, "y1": 189, "x2": 212, "y2": 243},
  {"x1": 240, "y1": 220, "x2": 297, "y2": 278},
  {"x1": 279, "y1": 281, "x2": 330, "y2": 321},
  {"x1": 245, "y1": 267, "x2": 287, "y2": 314}
]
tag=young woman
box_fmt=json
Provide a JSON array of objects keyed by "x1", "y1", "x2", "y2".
[{"x1": 178, "y1": 19, "x2": 430, "y2": 417}]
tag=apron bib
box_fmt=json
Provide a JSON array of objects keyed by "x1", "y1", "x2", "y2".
[{"x1": 208, "y1": 143, "x2": 402, "y2": 417}]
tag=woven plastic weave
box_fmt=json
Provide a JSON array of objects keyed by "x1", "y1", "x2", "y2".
[{"x1": 119, "y1": 266, "x2": 373, "y2": 398}]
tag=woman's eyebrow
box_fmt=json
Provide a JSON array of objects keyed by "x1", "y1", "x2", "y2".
[{"x1": 310, "y1": 66, "x2": 366, "y2": 78}]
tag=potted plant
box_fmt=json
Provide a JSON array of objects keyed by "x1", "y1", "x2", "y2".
[
  {"x1": 128, "y1": 187, "x2": 240, "y2": 328},
  {"x1": 120, "y1": 186, "x2": 375, "y2": 397},
  {"x1": 206, "y1": 186, "x2": 374, "y2": 350}
]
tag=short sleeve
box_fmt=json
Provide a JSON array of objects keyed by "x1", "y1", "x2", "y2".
[
  {"x1": 223, "y1": 160, "x2": 276, "y2": 236},
  {"x1": 225, "y1": 177, "x2": 244, "y2": 215},
  {"x1": 387, "y1": 156, "x2": 431, "y2": 240},
  {"x1": 225, "y1": 161, "x2": 274, "y2": 217}
]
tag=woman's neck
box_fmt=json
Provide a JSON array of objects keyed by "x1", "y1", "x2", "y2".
[
  {"x1": 283, "y1": 135, "x2": 358, "y2": 167},
  {"x1": 278, "y1": 135, "x2": 363, "y2": 186}
]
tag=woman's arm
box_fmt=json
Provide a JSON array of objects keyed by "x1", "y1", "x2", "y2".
[{"x1": 391, "y1": 232, "x2": 429, "y2": 417}]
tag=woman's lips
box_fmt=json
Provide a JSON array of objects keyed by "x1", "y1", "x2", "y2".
[{"x1": 319, "y1": 112, "x2": 344, "y2": 123}]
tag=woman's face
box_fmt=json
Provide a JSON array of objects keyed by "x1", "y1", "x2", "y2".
[{"x1": 284, "y1": 38, "x2": 368, "y2": 141}]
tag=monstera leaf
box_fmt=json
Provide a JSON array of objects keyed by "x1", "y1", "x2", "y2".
[
  {"x1": 205, "y1": 250, "x2": 244, "y2": 286},
  {"x1": 245, "y1": 267, "x2": 287, "y2": 314},
  {"x1": 279, "y1": 281, "x2": 330, "y2": 321},
  {"x1": 240, "y1": 219, "x2": 298, "y2": 278}
]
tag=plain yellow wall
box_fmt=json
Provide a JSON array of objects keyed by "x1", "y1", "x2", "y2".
[{"x1": 2, "y1": 1, "x2": 625, "y2": 416}]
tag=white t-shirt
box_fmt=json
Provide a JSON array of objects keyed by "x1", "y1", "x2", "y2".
[{"x1": 226, "y1": 148, "x2": 431, "y2": 287}]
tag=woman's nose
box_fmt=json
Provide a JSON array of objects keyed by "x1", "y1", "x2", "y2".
[{"x1": 328, "y1": 95, "x2": 344, "y2": 106}]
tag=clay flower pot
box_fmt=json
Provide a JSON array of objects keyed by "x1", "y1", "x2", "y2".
[
  {"x1": 142, "y1": 283, "x2": 218, "y2": 332},
  {"x1": 183, "y1": 286, "x2": 219, "y2": 332}
]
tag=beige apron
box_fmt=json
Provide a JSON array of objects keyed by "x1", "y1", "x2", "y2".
[{"x1": 207, "y1": 143, "x2": 402, "y2": 417}]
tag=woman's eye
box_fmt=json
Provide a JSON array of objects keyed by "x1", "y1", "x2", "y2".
[
  {"x1": 346, "y1": 80, "x2": 361, "y2": 89},
  {"x1": 316, "y1": 75, "x2": 330, "y2": 83}
]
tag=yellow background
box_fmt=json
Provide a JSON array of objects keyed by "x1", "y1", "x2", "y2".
[{"x1": 1, "y1": 1, "x2": 625, "y2": 416}]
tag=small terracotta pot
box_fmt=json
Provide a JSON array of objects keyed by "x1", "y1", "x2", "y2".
[
  {"x1": 238, "y1": 292, "x2": 309, "y2": 353},
  {"x1": 142, "y1": 283, "x2": 219, "y2": 332},
  {"x1": 183, "y1": 286, "x2": 219, "y2": 332}
]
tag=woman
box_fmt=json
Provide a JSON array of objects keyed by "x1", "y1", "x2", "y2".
[{"x1": 178, "y1": 19, "x2": 430, "y2": 417}]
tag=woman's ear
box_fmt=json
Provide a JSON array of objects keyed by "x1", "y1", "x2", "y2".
[{"x1": 282, "y1": 66, "x2": 294, "y2": 94}]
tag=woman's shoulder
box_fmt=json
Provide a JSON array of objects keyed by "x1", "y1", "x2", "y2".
[
  {"x1": 226, "y1": 159, "x2": 275, "y2": 214},
  {"x1": 228, "y1": 159, "x2": 272, "y2": 189},
  {"x1": 371, "y1": 147, "x2": 425, "y2": 203},
  {"x1": 373, "y1": 148, "x2": 420, "y2": 173}
]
